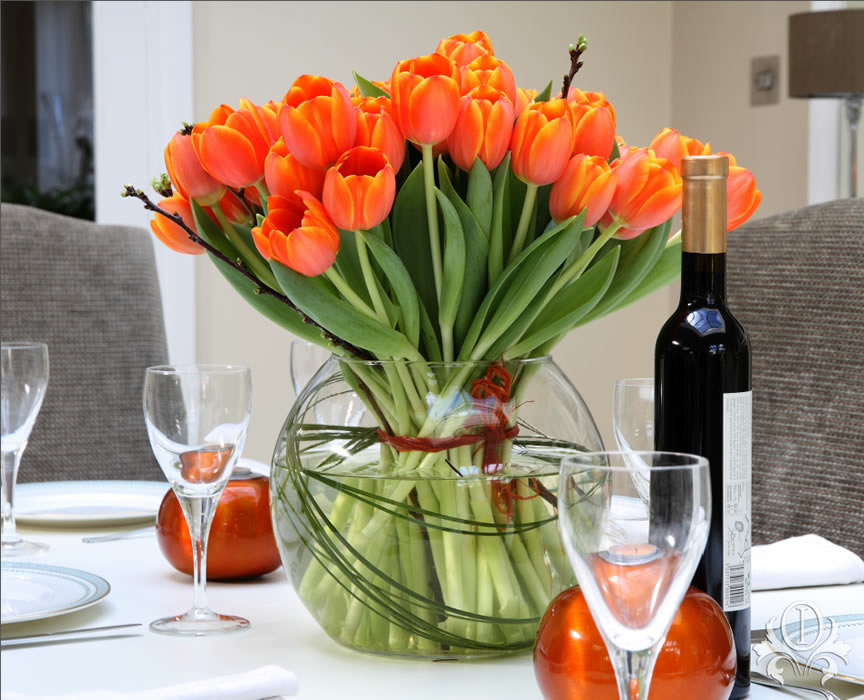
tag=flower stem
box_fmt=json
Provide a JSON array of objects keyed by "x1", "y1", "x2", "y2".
[
  {"x1": 421, "y1": 144, "x2": 443, "y2": 304},
  {"x1": 508, "y1": 183, "x2": 538, "y2": 264},
  {"x1": 355, "y1": 231, "x2": 389, "y2": 324},
  {"x1": 254, "y1": 180, "x2": 271, "y2": 216},
  {"x1": 324, "y1": 267, "x2": 378, "y2": 320},
  {"x1": 212, "y1": 200, "x2": 278, "y2": 289}
]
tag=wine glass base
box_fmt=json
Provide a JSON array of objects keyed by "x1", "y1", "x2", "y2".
[
  {"x1": 0, "y1": 538, "x2": 49, "y2": 558},
  {"x1": 149, "y1": 608, "x2": 250, "y2": 636}
]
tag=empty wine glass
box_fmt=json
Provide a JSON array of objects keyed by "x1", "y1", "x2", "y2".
[
  {"x1": 1, "y1": 342, "x2": 49, "y2": 557},
  {"x1": 144, "y1": 364, "x2": 252, "y2": 636},
  {"x1": 559, "y1": 452, "x2": 710, "y2": 700},
  {"x1": 612, "y1": 378, "x2": 654, "y2": 502}
]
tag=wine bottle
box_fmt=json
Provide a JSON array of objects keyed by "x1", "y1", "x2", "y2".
[{"x1": 654, "y1": 155, "x2": 752, "y2": 697}]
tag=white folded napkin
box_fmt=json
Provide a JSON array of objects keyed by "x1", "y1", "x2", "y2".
[
  {"x1": 752, "y1": 534, "x2": 864, "y2": 590},
  {"x1": 2, "y1": 664, "x2": 298, "y2": 700}
]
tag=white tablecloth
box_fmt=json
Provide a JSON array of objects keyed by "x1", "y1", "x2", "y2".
[{"x1": 2, "y1": 524, "x2": 861, "y2": 699}]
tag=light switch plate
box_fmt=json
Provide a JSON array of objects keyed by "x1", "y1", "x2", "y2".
[{"x1": 751, "y1": 55, "x2": 780, "y2": 106}]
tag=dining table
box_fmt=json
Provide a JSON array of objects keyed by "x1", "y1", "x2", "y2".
[{"x1": 2, "y1": 495, "x2": 862, "y2": 699}]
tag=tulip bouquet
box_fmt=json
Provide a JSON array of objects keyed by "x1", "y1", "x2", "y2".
[{"x1": 128, "y1": 30, "x2": 760, "y2": 656}]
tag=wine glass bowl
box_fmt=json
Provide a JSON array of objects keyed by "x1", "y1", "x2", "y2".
[
  {"x1": 612, "y1": 378, "x2": 655, "y2": 503},
  {"x1": 1, "y1": 342, "x2": 49, "y2": 557},
  {"x1": 143, "y1": 364, "x2": 252, "y2": 636},
  {"x1": 558, "y1": 451, "x2": 711, "y2": 699}
]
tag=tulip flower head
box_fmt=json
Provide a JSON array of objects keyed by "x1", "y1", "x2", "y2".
[
  {"x1": 252, "y1": 192, "x2": 340, "y2": 277},
  {"x1": 191, "y1": 101, "x2": 279, "y2": 189},
  {"x1": 264, "y1": 138, "x2": 326, "y2": 204},
  {"x1": 549, "y1": 154, "x2": 617, "y2": 227},
  {"x1": 600, "y1": 147, "x2": 682, "y2": 239},
  {"x1": 649, "y1": 128, "x2": 711, "y2": 172},
  {"x1": 510, "y1": 98, "x2": 575, "y2": 185},
  {"x1": 447, "y1": 87, "x2": 514, "y2": 171},
  {"x1": 279, "y1": 75, "x2": 357, "y2": 171},
  {"x1": 164, "y1": 131, "x2": 225, "y2": 207},
  {"x1": 514, "y1": 88, "x2": 538, "y2": 116},
  {"x1": 353, "y1": 96, "x2": 405, "y2": 172},
  {"x1": 718, "y1": 152, "x2": 761, "y2": 231},
  {"x1": 435, "y1": 31, "x2": 494, "y2": 67},
  {"x1": 460, "y1": 56, "x2": 516, "y2": 105},
  {"x1": 216, "y1": 189, "x2": 254, "y2": 226},
  {"x1": 566, "y1": 88, "x2": 616, "y2": 160},
  {"x1": 390, "y1": 53, "x2": 461, "y2": 146},
  {"x1": 150, "y1": 195, "x2": 204, "y2": 255},
  {"x1": 323, "y1": 146, "x2": 396, "y2": 231}
]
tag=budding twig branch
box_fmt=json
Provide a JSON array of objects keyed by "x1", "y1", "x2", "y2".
[
  {"x1": 560, "y1": 34, "x2": 588, "y2": 99},
  {"x1": 122, "y1": 185, "x2": 371, "y2": 361}
]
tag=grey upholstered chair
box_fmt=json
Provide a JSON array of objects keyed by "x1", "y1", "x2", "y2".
[
  {"x1": 727, "y1": 198, "x2": 864, "y2": 555},
  {"x1": 1, "y1": 203, "x2": 167, "y2": 481}
]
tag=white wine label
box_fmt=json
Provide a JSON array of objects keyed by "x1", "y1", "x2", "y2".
[{"x1": 723, "y1": 390, "x2": 752, "y2": 611}]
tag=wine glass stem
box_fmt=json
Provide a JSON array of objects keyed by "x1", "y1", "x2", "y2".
[
  {"x1": 1, "y1": 449, "x2": 23, "y2": 543},
  {"x1": 178, "y1": 493, "x2": 218, "y2": 613},
  {"x1": 609, "y1": 646, "x2": 657, "y2": 700}
]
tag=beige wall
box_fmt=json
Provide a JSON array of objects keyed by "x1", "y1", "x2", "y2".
[
  {"x1": 192, "y1": 1, "x2": 810, "y2": 461},
  {"x1": 671, "y1": 1, "x2": 809, "y2": 220}
]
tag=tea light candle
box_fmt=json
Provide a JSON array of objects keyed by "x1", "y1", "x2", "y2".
[{"x1": 600, "y1": 543, "x2": 661, "y2": 565}]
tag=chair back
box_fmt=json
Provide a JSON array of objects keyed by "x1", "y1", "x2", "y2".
[
  {"x1": 1, "y1": 203, "x2": 167, "y2": 481},
  {"x1": 727, "y1": 198, "x2": 864, "y2": 554}
]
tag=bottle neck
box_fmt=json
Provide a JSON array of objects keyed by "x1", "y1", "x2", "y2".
[{"x1": 680, "y1": 252, "x2": 726, "y2": 305}]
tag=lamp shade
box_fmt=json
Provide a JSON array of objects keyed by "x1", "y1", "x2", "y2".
[{"x1": 788, "y1": 9, "x2": 864, "y2": 98}]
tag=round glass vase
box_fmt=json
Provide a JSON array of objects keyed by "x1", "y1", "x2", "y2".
[{"x1": 270, "y1": 357, "x2": 603, "y2": 659}]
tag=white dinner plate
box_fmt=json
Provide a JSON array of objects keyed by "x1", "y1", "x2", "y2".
[
  {"x1": 0, "y1": 562, "x2": 110, "y2": 625},
  {"x1": 15, "y1": 480, "x2": 167, "y2": 526}
]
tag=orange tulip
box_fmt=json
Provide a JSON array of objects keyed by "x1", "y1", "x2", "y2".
[
  {"x1": 649, "y1": 128, "x2": 711, "y2": 172},
  {"x1": 216, "y1": 189, "x2": 254, "y2": 226},
  {"x1": 549, "y1": 155, "x2": 617, "y2": 227},
  {"x1": 164, "y1": 132, "x2": 225, "y2": 206},
  {"x1": 390, "y1": 53, "x2": 461, "y2": 146},
  {"x1": 510, "y1": 98, "x2": 575, "y2": 185},
  {"x1": 191, "y1": 100, "x2": 279, "y2": 189},
  {"x1": 600, "y1": 147, "x2": 682, "y2": 239},
  {"x1": 615, "y1": 134, "x2": 630, "y2": 159},
  {"x1": 279, "y1": 75, "x2": 357, "y2": 171},
  {"x1": 460, "y1": 55, "x2": 516, "y2": 105},
  {"x1": 446, "y1": 86, "x2": 514, "y2": 171},
  {"x1": 150, "y1": 195, "x2": 204, "y2": 255},
  {"x1": 353, "y1": 96, "x2": 405, "y2": 172},
  {"x1": 514, "y1": 88, "x2": 537, "y2": 116},
  {"x1": 322, "y1": 146, "x2": 396, "y2": 231},
  {"x1": 566, "y1": 88, "x2": 616, "y2": 160},
  {"x1": 435, "y1": 31, "x2": 494, "y2": 67},
  {"x1": 264, "y1": 138, "x2": 326, "y2": 203},
  {"x1": 252, "y1": 192, "x2": 340, "y2": 277},
  {"x1": 718, "y1": 152, "x2": 761, "y2": 231}
]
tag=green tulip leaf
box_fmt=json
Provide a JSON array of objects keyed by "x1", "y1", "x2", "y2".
[
  {"x1": 535, "y1": 79, "x2": 554, "y2": 103},
  {"x1": 578, "y1": 219, "x2": 671, "y2": 325},
  {"x1": 459, "y1": 210, "x2": 584, "y2": 360},
  {"x1": 487, "y1": 152, "x2": 511, "y2": 285},
  {"x1": 610, "y1": 239, "x2": 682, "y2": 314},
  {"x1": 466, "y1": 158, "x2": 493, "y2": 237},
  {"x1": 191, "y1": 200, "x2": 239, "y2": 259},
  {"x1": 360, "y1": 231, "x2": 420, "y2": 349},
  {"x1": 271, "y1": 260, "x2": 419, "y2": 360},
  {"x1": 392, "y1": 161, "x2": 438, "y2": 320},
  {"x1": 504, "y1": 245, "x2": 620, "y2": 358},
  {"x1": 352, "y1": 70, "x2": 389, "y2": 98},
  {"x1": 418, "y1": 298, "x2": 443, "y2": 362},
  {"x1": 438, "y1": 162, "x2": 489, "y2": 352}
]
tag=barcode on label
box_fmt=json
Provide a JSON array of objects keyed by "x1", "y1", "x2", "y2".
[{"x1": 726, "y1": 564, "x2": 746, "y2": 609}]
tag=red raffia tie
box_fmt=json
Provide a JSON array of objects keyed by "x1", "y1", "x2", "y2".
[{"x1": 377, "y1": 360, "x2": 540, "y2": 520}]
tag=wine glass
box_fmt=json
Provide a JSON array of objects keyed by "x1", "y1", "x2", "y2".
[
  {"x1": 1, "y1": 342, "x2": 50, "y2": 557},
  {"x1": 143, "y1": 364, "x2": 252, "y2": 636},
  {"x1": 559, "y1": 451, "x2": 710, "y2": 700},
  {"x1": 612, "y1": 378, "x2": 654, "y2": 502}
]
